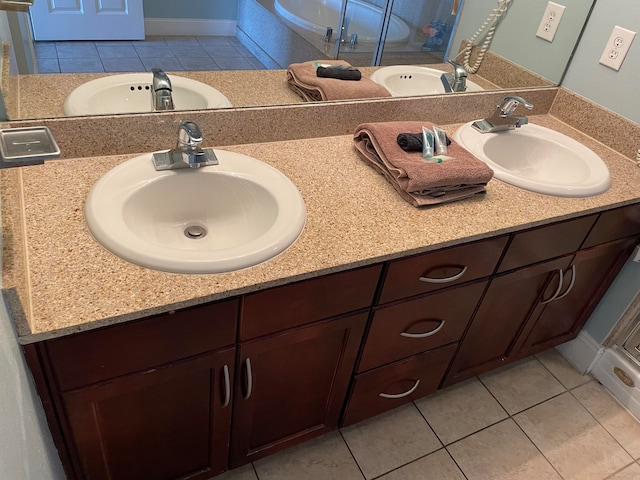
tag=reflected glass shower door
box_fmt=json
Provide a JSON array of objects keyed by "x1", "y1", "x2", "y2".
[{"x1": 334, "y1": 0, "x2": 463, "y2": 66}]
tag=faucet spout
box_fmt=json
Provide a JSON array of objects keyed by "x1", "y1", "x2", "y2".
[
  {"x1": 151, "y1": 68, "x2": 175, "y2": 111},
  {"x1": 472, "y1": 95, "x2": 534, "y2": 133}
]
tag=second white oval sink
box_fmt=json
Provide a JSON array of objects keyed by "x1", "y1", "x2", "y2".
[
  {"x1": 85, "y1": 151, "x2": 306, "y2": 274},
  {"x1": 64, "y1": 73, "x2": 233, "y2": 116},
  {"x1": 370, "y1": 65, "x2": 484, "y2": 96},
  {"x1": 453, "y1": 122, "x2": 611, "y2": 197}
]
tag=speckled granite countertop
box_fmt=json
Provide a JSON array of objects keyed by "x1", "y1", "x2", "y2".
[{"x1": 3, "y1": 115, "x2": 640, "y2": 344}]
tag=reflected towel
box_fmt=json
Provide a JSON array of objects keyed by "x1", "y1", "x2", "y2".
[
  {"x1": 354, "y1": 121, "x2": 494, "y2": 206},
  {"x1": 287, "y1": 60, "x2": 391, "y2": 101}
]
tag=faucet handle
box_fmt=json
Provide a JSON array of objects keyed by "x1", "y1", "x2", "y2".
[{"x1": 499, "y1": 96, "x2": 534, "y2": 116}]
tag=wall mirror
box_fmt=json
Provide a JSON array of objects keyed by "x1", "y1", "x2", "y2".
[{"x1": 1, "y1": 0, "x2": 596, "y2": 121}]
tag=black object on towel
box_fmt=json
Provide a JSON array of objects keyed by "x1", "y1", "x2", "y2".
[
  {"x1": 316, "y1": 66, "x2": 362, "y2": 81},
  {"x1": 397, "y1": 132, "x2": 452, "y2": 152}
]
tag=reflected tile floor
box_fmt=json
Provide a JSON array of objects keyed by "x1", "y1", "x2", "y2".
[
  {"x1": 215, "y1": 349, "x2": 640, "y2": 480},
  {"x1": 33, "y1": 36, "x2": 267, "y2": 74}
]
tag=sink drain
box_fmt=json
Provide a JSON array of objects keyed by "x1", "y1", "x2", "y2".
[{"x1": 184, "y1": 224, "x2": 208, "y2": 239}]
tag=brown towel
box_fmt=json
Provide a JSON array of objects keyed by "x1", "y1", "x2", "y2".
[
  {"x1": 353, "y1": 121, "x2": 494, "y2": 207},
  {"x1": 287, "y1": 60, "x2": 391, "y2": 102}
]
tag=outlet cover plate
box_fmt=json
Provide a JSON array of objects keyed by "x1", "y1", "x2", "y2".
[
  {"x1": 599, "y1": 25, "x2": 636, "y2": 71},
  {"x1": 536, "y1": 1, "x2": 566, "y2": 42}
]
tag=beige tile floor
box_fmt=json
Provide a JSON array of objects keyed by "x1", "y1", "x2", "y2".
[{"x1": 215, "y1": 349, "x2": 640, "y2": 480}]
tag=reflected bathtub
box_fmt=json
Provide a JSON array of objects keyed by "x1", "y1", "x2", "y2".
[{"x1": 273, "y1": 0, "x2": 410, "y2": 46}]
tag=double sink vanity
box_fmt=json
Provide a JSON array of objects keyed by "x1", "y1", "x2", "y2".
[{"x1": 3, "y1": 71, "x2": 640, "y2": 479}]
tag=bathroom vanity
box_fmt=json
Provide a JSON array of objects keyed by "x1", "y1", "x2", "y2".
[{"x1": 5, "y1": 114, "x2": 640, "y2": 480}]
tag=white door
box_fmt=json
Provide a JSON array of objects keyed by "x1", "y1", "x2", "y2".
[{"x1": 29, "y1": 0, "x2": 144, "y2": 41}]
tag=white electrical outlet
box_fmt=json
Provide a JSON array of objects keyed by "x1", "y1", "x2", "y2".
[
  {"x1": 599, "y1": 25, "x2": 636, "y2": 71},
  {"x1": 536, "y1": 1, "x2": 566, "y2": 42}
]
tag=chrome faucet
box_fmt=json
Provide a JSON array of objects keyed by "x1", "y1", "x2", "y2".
[
  {"x1": 471, "y1": 95, "x2": 534, "y2": 133},
  {"x1": 151, "y1": 68, "x2": 175, "y2": 111},
  {"x1": 152, "y1": 121, "x2": 219, "y2": 170},
  {"x1": 440, "y1": 60, "x2": 467, "y2": 92}
]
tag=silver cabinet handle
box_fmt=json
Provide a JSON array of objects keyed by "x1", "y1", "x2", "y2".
[
  {"x1": 554, "y1": 265, "x2": 576, "y2": 301},
  {"x1": 419, "y1": 266, "x2": 468, "y2": 284},
  {"x1": 379, "y1": 379, "x2": 420, "y2": 399},
  {"x1": 400, "y1": 320, "x2": 445, "y2": 338},
  {"x1": 222, "y1": 364, "x2": 230, "y2": 408},
  {"x1": 541, "y1": 268, "x2": 563, "y2": 304},
  {"x1": 243, "y1": 357, "x2": 253, "y2": 400}
]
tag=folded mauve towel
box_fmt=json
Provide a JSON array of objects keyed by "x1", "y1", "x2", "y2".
[
  {"x1": 354, "y1": 121, "x2": 494, "y2": 206},
  {"x1": 287, "y1": 60, "x2": 391, "y2": 101}
]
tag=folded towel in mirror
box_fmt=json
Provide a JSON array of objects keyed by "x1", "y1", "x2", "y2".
[
  {"x1": 287, "y1": 60, "x2": 391, "y2": 101},
  {"x1": 397, "y1": 132, "x2": 451, "y2": 152},
  {"x1": 354, "y1": 121, "x2": 494, "y2": 206},
  {"x1": 316, "y1": 65, "x2": 362, "y2": 81}
]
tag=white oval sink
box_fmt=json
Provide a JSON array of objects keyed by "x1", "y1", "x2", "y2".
[
  {"x1": 85, "y1": 151, "x2": 306, "y2": 274},
  {"x1": 370, "y1": 65, "x2": 484, "y2": 96},
  {"x1": 453, "y1": 122, "x2": 611, "y2": 197},
  {"x1": 64, "y1": 73, "x2": 232, "y2": 116}
]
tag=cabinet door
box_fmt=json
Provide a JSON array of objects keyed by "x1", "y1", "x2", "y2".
[
  {"x1": 230, "y1": 313, "x2": 367, "y2": 467},
  {"x1": 444, "y1": 256, "x2": 572, "y2": 386},
  {"x1": 518, "y1": 239, "x2": 635, "y2": 357},
  {"x1": 62, "y1": 348, "x2": 235, "y2": 480}
]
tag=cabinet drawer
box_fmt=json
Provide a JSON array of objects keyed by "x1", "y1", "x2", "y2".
[
  {"x1": 379, "y1": 236, "x2": 507, "y2": 304},
  {"x1": 46, "y1": 299, "x2": 238, "y2": 391},
  {"x1": 498, "y1": 215, "x2": 597, "y2": 273},
  {"x1": 582, "y1": 204, "x2": 640, "y2": 248},
  {"x1": 240, "y1": 265, "x2": 382, "y2": 340},
  {"x1": 358, "y1": 281, "x2": 487, "y2": 372},
  {"x1": 342, "y1": 344, "x2": 457, "y2": 426}
]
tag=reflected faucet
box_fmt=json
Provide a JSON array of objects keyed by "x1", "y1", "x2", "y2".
[
  {"x1": 152, "y1": 121, "x2": 219, "y2": 170},
  {"x1": 440, "y1": 60, "x2": 467, "y2": 92},
  {"x1": 151, "y1": 68, "x2": 175, "y2": 111},
  {"x1": 472, "y1": 95, "x2": 534, "y2": 133}
]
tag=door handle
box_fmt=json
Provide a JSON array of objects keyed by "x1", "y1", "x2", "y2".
[
  {"x1": 222, "y1": 364, "x2": 230, "y2": 408},
  {"x1": 554, "y1": 265, "x2": 576, "y2": 301},
  {"x1": 379, "y1": 379, "x2": 420, "y2": 399},
  {"x1": 400, "y1": 320, "x2": 445, "y2": 338},
  {"x1": 419, "y1": 266, "x2": 468, "y2": 284},
  {"x1": 541, "y1": 268, "x2": 564, "y2": 304},
  {"x1": 242, "y1": 358, "x2": 253, "y2": 400}
]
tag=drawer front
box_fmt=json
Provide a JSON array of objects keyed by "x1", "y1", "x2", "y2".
[
  {"x1": 240, "y1": 264, "x2": 382, "y2": 340},
  {"x1": 379, "y1": 236, "x2": 507, "y2": 304},
  {"x1": 341, "y1": 344, "x2": 457, "y2": 427},
  {"x1": 498, "y1": 215, "x2": 597, "y2": 273},
  {"x1": 358, "y1": 281, "x2": 487, "y2": 372},
  {"x1": 582, "y1": 204, "x2": 640, "y2": 248},
  {"x1": 46, "y1": 299, "x2": 239, "y2": 391}
]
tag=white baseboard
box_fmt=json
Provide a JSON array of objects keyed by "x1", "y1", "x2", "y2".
[
  {"x1": 556, "y1": 330, "x2": 604, "y2": 374},
  {"x1": 144, "y1": 18, "x2": 237, "y2": 37}
]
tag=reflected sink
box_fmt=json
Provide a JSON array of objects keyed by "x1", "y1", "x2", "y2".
[
  {"x1": 85, "y1": 151, "x2": 306, "y2": 274},
  {"x1": 64, "y1": 73, "x2": 233, "y2": 116},
  {"x1": 370, "y1": 65, "x2": 484, "y2": 96},
  {"x1": 453, "y1": 122, "x2": 611, "y2": 197}
]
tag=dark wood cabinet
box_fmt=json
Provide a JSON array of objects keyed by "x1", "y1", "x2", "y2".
[
  {"x1": 517, "y1": 238, "x2": 635, "y2": 357},
  {"x1": 24, "y1": 204, "x2": 640, "y2": 480},
  {"x1": 62, "y1": 348, "x2": 235, "y2": 480},
  {"x1": 230, "y1": 312, "x2": 367, "y2": 467},
  {"x1": 444, "y1": 255, "x2": 573, "y2": 386}
]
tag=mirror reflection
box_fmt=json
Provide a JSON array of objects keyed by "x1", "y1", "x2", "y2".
[{"x1": 0, "y1": 0, "x2": 596, "y2": 121}]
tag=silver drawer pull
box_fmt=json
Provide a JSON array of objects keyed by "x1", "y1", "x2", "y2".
[
  {"x1": 379, "y1": 379, "x2": 420, "y2": 399},
  {"x1": 541, "y1": 268, "x2": 564, "y2": 304},
  {"x1": 222, "y1": 364, "x2": 230, "y2": 408},
  {"x1": 400, "y1": 320, "x2": 445, "y2": 338},
  {"x1": 554, "y1": 265, "x2": 576, "y2": 301},
  {"x1": 419, "y1": 266, "x2": 468, "y2": 284},
  {"x1": 243, "y1": 357, "x2": 253, "y2": 400}
]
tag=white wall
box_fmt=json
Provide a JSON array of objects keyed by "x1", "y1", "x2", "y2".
[
  {"x1": 561, "y1": 0, "x2": 640, "y2": 123},
  {"x1": 451, "y1": 0, "x2": 594, "y2": 84}
]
